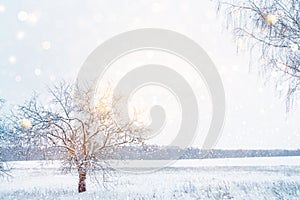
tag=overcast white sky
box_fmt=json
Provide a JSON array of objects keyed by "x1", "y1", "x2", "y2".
[{"x1": 0, "y1": 0, "x2": 299, "y2": 149}]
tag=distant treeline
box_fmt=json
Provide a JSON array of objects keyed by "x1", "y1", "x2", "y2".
[{"x1": 1, "y1": 145, "x2": 300, "y2": 161}]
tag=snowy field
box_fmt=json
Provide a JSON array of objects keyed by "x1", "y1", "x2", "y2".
[{"x1": 1, "y1": 157, "x2": 300, "y2": 199}]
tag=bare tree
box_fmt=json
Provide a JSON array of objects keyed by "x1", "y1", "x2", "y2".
[
  {"x1": 10, "y1": 82, "x2": 145, "y2": 193},
  {"x1": 0, "y1": 99, "x2": 5, "y2": 173},
  {"x1": 218, "y1": 0, "x2": 300, "y2": 111},
  {"x1": 0, "y1": 98, "x2": 10, "y2": 176}
]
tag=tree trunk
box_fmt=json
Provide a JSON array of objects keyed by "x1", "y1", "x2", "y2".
[{"x1": 78, "y1": 171, "x2": 87, "y2": 193}]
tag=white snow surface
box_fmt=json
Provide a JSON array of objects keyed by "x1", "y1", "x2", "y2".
[{"x1": 1, "y1": 156, "x2": 300, "y2": 199}]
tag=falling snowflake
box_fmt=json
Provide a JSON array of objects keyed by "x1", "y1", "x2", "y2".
[
  {"x1": 9, "y1": 56, "x2": 16, "y2": 64},
  {"x1": 15, "y1": 75, "x2": 22, "y2": 82},
  {"x1": 34, "y1": 68, "x2": 42, "y2": 76},
  {"x1": 0, "y1": 4, "x2": 5, "y2": 13},
  {"x1": 18, "y1": 11, "x2": 28, "y2": 22},
  {"x1": 16, "y1": 31, "x2": 25, "y2": 40},
  {"x1": 42, "y1": 41, "x2": 51, "y2": 50}
]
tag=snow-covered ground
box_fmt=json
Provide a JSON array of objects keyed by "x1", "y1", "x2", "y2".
[{"x1": 1, "y1": 157, "x2": 300, "y2": 199}]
